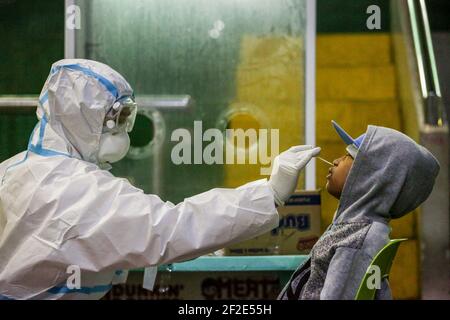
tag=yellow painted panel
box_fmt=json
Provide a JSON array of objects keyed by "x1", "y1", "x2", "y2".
[
  {"x1": 390, "y1": 210, "x2": 417, "y2": 239},
  {"x1": 316, "y1": 101, "x2": 401, "y2": 143},
  {"x1": 390, "y1": 240, "x2": 420, "y2": 299},
  {"x1": 317, "y1": 66, "x2": 397, "y2": 100},
  {"x1": 317, "y1": 34, "x2": 392, "y2": 67}
]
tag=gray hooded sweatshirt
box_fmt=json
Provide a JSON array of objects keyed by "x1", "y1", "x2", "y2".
[{"x1": 278, "y1": 125, "x2": 440, "y2": 300}]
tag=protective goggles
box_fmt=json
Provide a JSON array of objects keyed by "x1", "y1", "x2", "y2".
[{"x1": 103, "y1": 96, "x2": 137, "y2": 133}]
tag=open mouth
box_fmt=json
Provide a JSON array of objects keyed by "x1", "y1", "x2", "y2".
[{"x1": 326, "y1": 167, "x2": 333, "y2": 179}]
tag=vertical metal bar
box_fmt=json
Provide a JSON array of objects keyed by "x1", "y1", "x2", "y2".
[
  {"x1": 64, "y1": 0, "x2": 76, "y2": 59},
  {"x1": 305, "y1": 0, "x2": 317, "y2": 190},
  {"x1": 407, "y1": 0, "x2": 428, "y2": 99},
  {"x1": 419, "y1": 0, "x2": 442, "y2": 98}
]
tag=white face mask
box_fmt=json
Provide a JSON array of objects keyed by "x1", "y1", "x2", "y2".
[{"x1": 97, "y1": 131, "x2": 130, "y2": 164}]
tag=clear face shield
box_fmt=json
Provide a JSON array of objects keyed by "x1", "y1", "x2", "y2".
[{"x1": 103, "y1": 96, "x2": 138, "y2": 133}]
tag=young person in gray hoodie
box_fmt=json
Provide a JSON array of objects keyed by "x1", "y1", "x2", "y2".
[{"x1": 278, "y1": 120, "x2": 440, "y2": 300}]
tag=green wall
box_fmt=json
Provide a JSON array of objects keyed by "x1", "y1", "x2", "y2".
[
  {"x1": 0, "y1": 0, "x2": 64, "y2": 94},
  {"x1": 317, "y1": 0, "x2": 391, "y2": 33},
  {"x1": 0, "y1": 0, "x2": 64, "y2": 161}
]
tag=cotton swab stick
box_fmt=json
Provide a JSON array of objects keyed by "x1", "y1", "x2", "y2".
[{"x1": 317, "y1": 156, "x2": 333, "y2": 166}]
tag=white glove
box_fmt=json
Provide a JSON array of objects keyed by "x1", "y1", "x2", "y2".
[{"x1": 268, "y1": 145, "x2": 321, "y2": 206}]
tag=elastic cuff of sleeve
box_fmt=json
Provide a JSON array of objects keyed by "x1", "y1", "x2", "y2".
[{"x1": 268, "y1": 183, "x2": 284, "y2": 207}]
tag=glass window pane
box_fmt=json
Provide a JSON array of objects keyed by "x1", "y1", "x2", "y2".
[{"x1": 75, "y1": 0, "x2": 308, "y2": 202}]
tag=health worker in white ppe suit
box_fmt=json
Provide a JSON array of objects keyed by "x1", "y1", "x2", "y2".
[{"x1": 0, "y1": 59, "x2": 320, "y2": 300}]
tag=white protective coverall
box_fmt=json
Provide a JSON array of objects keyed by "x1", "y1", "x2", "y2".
[{"x1": 0, "y1": 59, "x2": 279, "y2": 299}]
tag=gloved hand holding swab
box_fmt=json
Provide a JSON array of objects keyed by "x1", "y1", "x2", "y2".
[{"x1": 268, "y1": 145, "x2": 321, "y2": 206}]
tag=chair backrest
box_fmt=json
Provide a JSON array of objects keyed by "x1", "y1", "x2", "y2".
[{"x1": 355, "y1": 238, "x2": 407, "y2": 300}]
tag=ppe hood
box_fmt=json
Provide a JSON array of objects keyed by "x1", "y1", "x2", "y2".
[{"x1": 29, "y1": 59, "x2": 134, "y2": 163}]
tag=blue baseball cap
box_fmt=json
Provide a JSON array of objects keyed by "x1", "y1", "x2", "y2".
[{"x1": 331, "y1": 120, "x2": 366, "y2": 158}]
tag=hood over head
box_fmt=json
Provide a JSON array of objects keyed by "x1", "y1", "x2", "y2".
[
  {"x1": 335, "y1": 125, "x2": 440, "y2": 223},
  {"x1": 29, "y1": 59, "x2": 134, "y2": 164}
]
